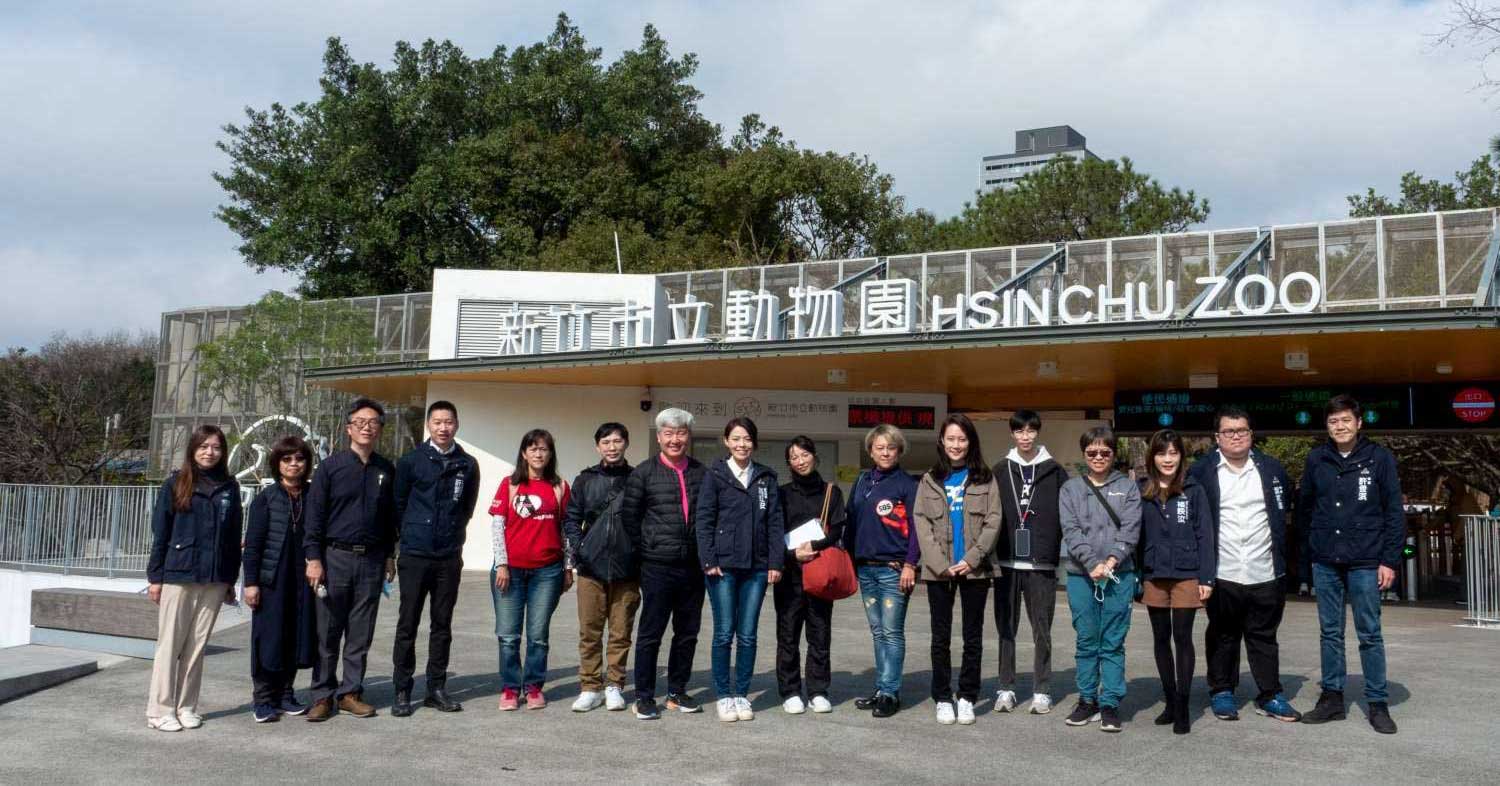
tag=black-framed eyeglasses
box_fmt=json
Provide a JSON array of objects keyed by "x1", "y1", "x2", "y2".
[{"x1": 1216, "y1": 428, "x2": 1251, "y2": 438}]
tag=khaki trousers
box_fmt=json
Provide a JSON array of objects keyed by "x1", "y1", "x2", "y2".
[
  {"x1": 575, "y1": 576, "x2": 641, "y2": 691},
  {"x1": 146, "y1": 582, "x2": 226, "y2": 720}
]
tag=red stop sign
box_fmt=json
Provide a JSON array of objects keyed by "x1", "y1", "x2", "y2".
[{"x1": 1452, "y1": 387, "x2": 1496, "y2": 424}]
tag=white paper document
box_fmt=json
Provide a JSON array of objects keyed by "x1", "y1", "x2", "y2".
[{"x1": 784, "y1": 519, "x2": 825, "y2": 549}]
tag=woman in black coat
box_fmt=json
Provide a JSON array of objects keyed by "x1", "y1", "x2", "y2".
[
  {"x1": 242, "y1": 436, "x2": 319, "y2": 723},
  {"x1": 774, "y1": 436, "x2": 846, "y2": 715}
]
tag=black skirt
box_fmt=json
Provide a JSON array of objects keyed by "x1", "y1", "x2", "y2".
[{"x1": 250, "y1": 529, "x2": 317, "y2": 673}]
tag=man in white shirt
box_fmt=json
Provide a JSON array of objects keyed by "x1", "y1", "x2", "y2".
[{"x1": 1186, "y1": 406, "x2": 1301, "y2": 723}]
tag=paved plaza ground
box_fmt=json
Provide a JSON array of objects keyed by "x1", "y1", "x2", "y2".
[{"x1": 1, "y1": 573, "x2": 1497, "y2": 784}]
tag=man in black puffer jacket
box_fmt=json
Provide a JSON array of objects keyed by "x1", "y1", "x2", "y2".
[
  {"x1": 619, "y1": 408, "x2": 707, "y2": 720},
  {"x1": 562, "y1": 422, "x2": 638, "y2": 712}
]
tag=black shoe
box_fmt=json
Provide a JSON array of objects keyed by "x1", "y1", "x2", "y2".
[
  {"x1": 424, "y1": 687, "x2": 463, "y2": 713},
  {"x1": 1154, "y1": 693, "x2": 1175, "y2": 726},
  {"x1": 1099, "y1": 705, "x2": 1122, "y2": 733},
  {"x1": 1065, "y1": 700, "x2": 1100, "y2": 726},
  {"x1": 1301, "y1": 691, "x2": 1346, "y2": 724},
  {"x1": 1172, "y1": 693, "x2": 1191, "y2": 735},
  {"x1": 854, "y1": 693, "x2": 879, "y2": 711},
  {"x1": 391, "y1": 691, "x2": 413, "y2": 718},
  {"x1": 665, "y1": 693, "x2": 701, "y2": 713},
  {"x1": 634, "y1": 699, "x2": 661, "y2": 720},
  {"x1": 871, "y1": 694, "x2": 900, "y2": 718},
  {"x1": 1367, "y1": 701, "x2": 1398, "y2": 734}
]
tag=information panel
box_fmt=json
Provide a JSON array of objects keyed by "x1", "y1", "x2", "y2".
[{"x1": 1115, "y1": 382, "x2": 1500, "y2": 432}]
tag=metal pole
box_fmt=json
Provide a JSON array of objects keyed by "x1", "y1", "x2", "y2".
[{"x1": 107, "y1": 489, "x2": 122, "y2": 579}]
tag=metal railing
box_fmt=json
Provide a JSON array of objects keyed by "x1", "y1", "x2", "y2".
[
  {"x1": 1462, "y1": 515, "x2": 1500, "y2": 630},
  {"x1": 0, "y1": 484, "x2": 159, "y2": 577}
]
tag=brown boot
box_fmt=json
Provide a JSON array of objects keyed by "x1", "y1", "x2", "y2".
[
  {"x1": 338, "y1": 693, "x2": 377, "y2": 718},
  {"x1": 306, "y1": 698, "x2": 335, "y2": 722}
]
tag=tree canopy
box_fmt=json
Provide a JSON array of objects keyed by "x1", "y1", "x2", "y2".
[{"x1": 1347, "y1": 152, "x2": 1500, "y2": 217}]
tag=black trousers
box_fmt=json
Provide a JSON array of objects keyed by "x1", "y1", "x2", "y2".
[
  {"x1": 251, "y1": 662, "x2": 294, "y2": 706},
  {"x1": 392, "y1": 553, "x2": 463, "y2": 694},
  {"x1": 633, "y1": 561, "x2": 705, "y2": 702},
  {"x1": 773, "y1": 572, "x2": 833, "y2": 699},
  {"x1": 1204, "y1": 577, "x2": 1285, "y2": 702},
  {"x1": 311, "y1": 548, "x2": 384, "y2": 702},
  {"x1": 993, "y1": 567, "x2": 1057, "y2": 694},
  {"x1": 927, "y1": 578, "x2": 990, "y2": 702}
]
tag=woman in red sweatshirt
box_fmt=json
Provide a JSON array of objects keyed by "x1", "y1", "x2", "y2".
[{"x1": 489, "y1": 429, "x2": 572, "y2": 711}]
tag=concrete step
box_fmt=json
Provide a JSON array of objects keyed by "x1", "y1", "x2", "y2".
[{"x1": 0, "y1": 645, "x2": 113, "y2": 704}]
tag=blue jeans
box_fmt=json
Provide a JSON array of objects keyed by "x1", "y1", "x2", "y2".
[
  {"x1": 857, "y1": 565, "x2": 910, "y2": 697},
  {"x1": 491, "y1": 562, "x2": 564, "y2": 690},
  {"x1": 1313, "y1": 563, "x2": 1388, "y2": 701},
  {"x1": 1066, "y1": 571, "x2": 1135, "y2": 708},
  {"x1": 705, "y1": 568, "x2": 769, "y2": 697}
]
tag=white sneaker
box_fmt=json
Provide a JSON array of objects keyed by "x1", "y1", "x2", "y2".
[
  {"x1": 996, "y1": 689, "x2": 1017, "y2": 712},
  {"x1": 735, "y1": 696, "x2": 754, "y2": 721},
  {"x1": 936, "y1": 701, "x2": 957, "y2": 725},
  {"x1": 177, "y1": 711, "x2": 203, "y2": 729},
  {"x1": 146, "y1": 716, "x2": 182, "y2": 732},
  {"x1": 782, "y1": 696, "x2": 806, "y2": 715},
  {"x1": 604, "y1": 685, "x2": 626, "y2": 711},
  {"x1": 1030, "y1": 693, "x2": 1053, "y2": 714},
  {"x1": 717, "y1": 697, "x2": 738, "y2": 722},
  {"x1": 572, "y1": 691, "x2": 603, "y2": 712},
  {"x1": 810, "y1": 695, "x2": 833, "y2": 713},
  {"x1": 957, "y1": 698, "x2": 976, "y2": 725}
]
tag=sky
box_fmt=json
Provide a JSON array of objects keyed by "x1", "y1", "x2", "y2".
[{"x1": 1, "y1": 0, "x2": 1495, "y2": 350}]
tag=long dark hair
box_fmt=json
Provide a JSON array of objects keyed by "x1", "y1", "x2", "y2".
[
  {"x1": 1143, "y1": 429, "x2": 1186, "y2": 502},
  {"x1": 929, "y1": 413, "x2": 992, "y2": 485},
  {"x1": 269, "y1": 436, "x2": 313, "y2": 486},
  {"x1": 173, "y1": 425, "x2": 228, "y2": 511},
  {"x1": 510, "y1": 429, "x2": 560, "y2": 486}
]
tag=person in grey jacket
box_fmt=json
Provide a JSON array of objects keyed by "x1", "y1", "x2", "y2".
[{"x1": 1058, "y1": 425, "x2": 1141, "y2": 733}]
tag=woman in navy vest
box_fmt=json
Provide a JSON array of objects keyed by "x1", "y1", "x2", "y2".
[{"x1": 243, "y1": 436, "x2": 318, "y2": 723}]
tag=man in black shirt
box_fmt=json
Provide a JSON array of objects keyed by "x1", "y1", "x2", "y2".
[
  {"x1": 304, "y1": 398, "x2": 398, "y2": 721},
  {"x1": 390, "y1": 401, "x2": 480, "y2": 717}
]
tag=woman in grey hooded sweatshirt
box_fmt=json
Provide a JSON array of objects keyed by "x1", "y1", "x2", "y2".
[{"x1": 1058, "y1": 425, "x2": 1140, "y2": 733}]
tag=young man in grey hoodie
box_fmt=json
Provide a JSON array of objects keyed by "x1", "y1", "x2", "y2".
[
  {"x1": 1058, "y1": 425, "x2": 1141, "y2": 733},
  {"x1": 992, "y1": 410, "x2": 1068, "y2": 715}
]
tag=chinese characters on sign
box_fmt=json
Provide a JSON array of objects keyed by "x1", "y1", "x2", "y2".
[
  {"x1": 723, "y1": 290, "x2": 781, "y2": 342},
  {"x1": 497, "y1": 311, "x2": 543, "y2": 356},
  {"x1": 859, "y1": 279, "x2": 916, "y2": 335},
  {"x1": 847, "y1": 404, "x2": 937, "y2": 430}
]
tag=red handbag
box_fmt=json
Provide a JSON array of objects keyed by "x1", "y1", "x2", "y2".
[{"x1": 801, "y1": 484, "x2": 858, "y2": 601}]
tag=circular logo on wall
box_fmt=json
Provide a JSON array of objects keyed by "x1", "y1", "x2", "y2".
[
  {"x1": 1452, "y1": 387, "x2": 1496, "y2": 424},
  {"x1": 875, "y1": 499, "x2": 894, "y2": 516},
  {"x1": 734, "y1": 397, "x2": 762, "y2": 419}
]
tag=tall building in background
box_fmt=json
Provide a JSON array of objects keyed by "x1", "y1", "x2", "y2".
[{"x1": 980, "y1": 125, "x2": 1100, "y2": 193}]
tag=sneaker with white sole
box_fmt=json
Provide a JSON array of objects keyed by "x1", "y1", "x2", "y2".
[
  {"x1": 936, "y1": 701, "x2": 957, "y2": 725},
  {"x1": 146, "y1": 716, "x2": 183, "y2": 732},
  {"x1": 1030, "y1": 693, "x2": 1053, "y2": 714},
  {"x1": 717, "y1": 697, "x2": 739, "y2": 722},
  {"x1": 572, "y1": 691, "x2": 603, "y2": 712},
  {"x1": 604, "y1": 685, "x2": 626, "y2": 711},
  {"x1": 810, "y1": 695, "x2": 833, "y2": 713},
  {"x1": 178, "y1": 711, "x2": 203, "y2": 729},
  {"x1": 783, "y1": 696, "x2": 806, "y2": 714},
  {"x1": 956, "y1": 698, "x2": 976, "y2": 725},
  {"x1": 735, "y1": 697, "x2": 754, "y2": 721},
  {"x1": 995, "y1": 689, "x2": 1017, "y2": 713}
]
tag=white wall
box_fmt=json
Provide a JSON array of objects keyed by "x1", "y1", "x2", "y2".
[{"x1": 0, "y1": 571, "x2": 147, "y2": 648}]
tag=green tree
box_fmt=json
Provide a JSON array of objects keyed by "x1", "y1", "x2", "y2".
[{"x1": 1347, "y1": 153, "x2": 1500, "y2": 217}]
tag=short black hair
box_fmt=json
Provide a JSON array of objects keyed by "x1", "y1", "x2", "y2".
[
  {"x1": 1009, "y1": 409, "x2": 1042, "y2": 432},
  {"x1": 347, "y1": 397, "x2": 385, "y2": 423},
  {"x1": 595, "y1": 422, "x2": 629, "y2": 444},
  {"x1": 1325, "y1": 394, "x2": 1362, "y2": 419},
  {"x1": 426, "y1": 400, "x2": 458, "y2": 419},
  {"x1": 723, "y1": 417, "x2": 758, "y2": 446},
  {"x1": 1079, "y1": 425, "x2": 1117, "y2": 452},
  {"x1": 1214, "y1": 405, "x2": 1251, "y2": 432}
]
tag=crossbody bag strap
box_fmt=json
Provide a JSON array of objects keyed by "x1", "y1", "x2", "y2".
[
  {"x1": 818, "y1": 483, "x2": 833, "y2": 538},
  {"x1": 1085, "y1": 479, "x2": 1123, "y2": 530}
]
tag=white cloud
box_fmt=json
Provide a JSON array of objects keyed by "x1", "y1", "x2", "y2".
[{"x1": 0, "y1": 0, "x2": 1494, "y2": 348}]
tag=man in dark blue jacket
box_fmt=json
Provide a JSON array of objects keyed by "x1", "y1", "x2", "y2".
[
  {"x1": 304, "y1": 398, "x2": 398, "y2": 722},
  {"x1": 390, "y1": 401, "x2": 480, "y2": 717},
  {"x1": 1298, "y1": 395, "x2": 1402, "y2": 735},
  {"x1": 1187, "y1": 406, "x2": 1300, "y2": 723}
]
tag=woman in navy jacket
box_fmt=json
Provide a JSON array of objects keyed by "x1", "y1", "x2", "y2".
[
  {"x1": 145, "y1": 425, "x2": 242, "y2": 732},
  {"x1": 1138, "y1": 429, "x2": 1215, "y2": 735},
  {"x1": 695, "y1": 417, "x2": 784, "y2": 722},
  {"x1": 242, "y1": 436, "x2": 318, "y2": 723}
]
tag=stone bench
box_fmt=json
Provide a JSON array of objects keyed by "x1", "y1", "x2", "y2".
[{"x1": 30, "y1": 588, "x2": 159, "y2": 658}]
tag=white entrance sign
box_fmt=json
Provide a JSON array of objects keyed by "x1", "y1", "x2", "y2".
[
  {"x1": 860, "y1": 279, "x2": 916, "y2": 334},
  {"x1": 607, "y1": 301, "x2": 653, "y2": 348},
  {"x1": 668, "y1": 295, "x2": 712, "y2": 345},
  {"x1": 789, "y1": 285, "x2": 844, "y2": 339},
  {"x1": 554, "y1": 306, "x2": 594, "y2": 352},
  {"x1": 724, "y1": 290, "x2": 781, "y2": 342},
  {"x1": 497, "y1": 311, "x2": 543, "y2": 355}
]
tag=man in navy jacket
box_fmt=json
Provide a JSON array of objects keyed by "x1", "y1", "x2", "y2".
[
  {"x1": 1187, "y1": 406, "x2": 1300, "y2": 723},
  {"x1": 1297, "y1": 395, "x2": 1403, "y2": 735},
  {"x1": 390, "y1": 401, "x2": 480, "y2": 717}
]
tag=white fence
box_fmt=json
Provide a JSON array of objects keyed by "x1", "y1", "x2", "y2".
[
  {"x1": 0, "y1": 484, "x2": 159, "y2": 577},
  {"x1": 1463, "y1": 515, "x2": 1500, "y2": 629}
]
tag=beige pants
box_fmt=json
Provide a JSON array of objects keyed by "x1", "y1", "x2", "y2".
[
  {"x1": 576, "y1": 576, "x2": 641, "y2": 692},
  {"x1": 146, "y1": 582, "x2": 226, "y2": 720}
]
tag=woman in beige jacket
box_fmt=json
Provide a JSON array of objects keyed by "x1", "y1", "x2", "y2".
[{"x1": 913, "y1": 413, "x2": 1001, "y2": 726}]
